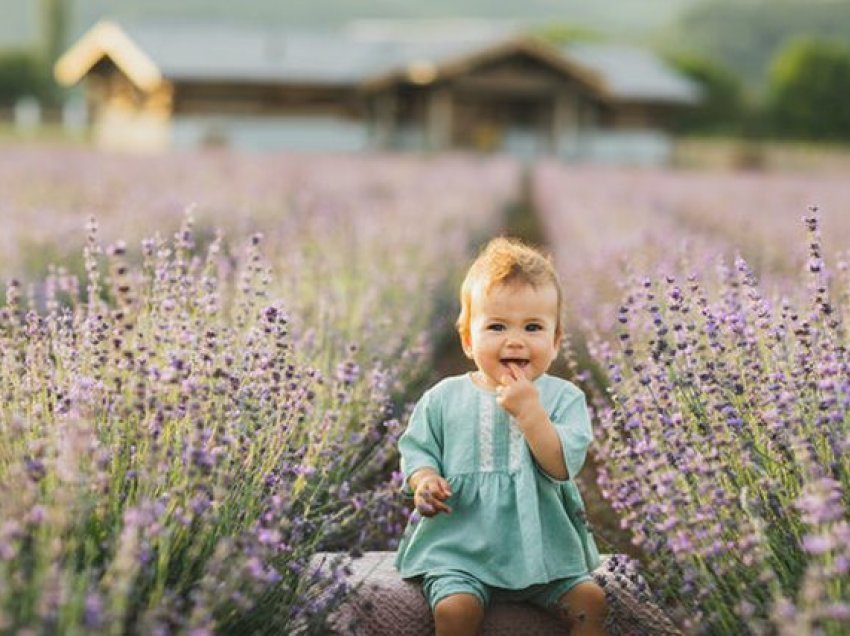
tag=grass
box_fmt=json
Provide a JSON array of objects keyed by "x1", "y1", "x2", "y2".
[
  {"x1": 673, "y1": 136, "x2": 850, "y2": 173},
  {"x1": 0, "y1": 122, "x2": 89, "y2": 146}
]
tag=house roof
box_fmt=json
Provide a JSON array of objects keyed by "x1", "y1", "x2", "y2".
[
  {"x1": 55, "y1": 20, "x2": 699, "y2": 104},
  {"x1": 360, "y1": 36, "x2": 611, "y2": 99},
  {"x1": 54, "y1": 21, "x2": 163, "y2": 91},
  {"x1": 55, "y1": 20, "x2": 511, "y2": 86},
  {"x1": 563, "y1": 43, "x2": 701, "y2": 104}
]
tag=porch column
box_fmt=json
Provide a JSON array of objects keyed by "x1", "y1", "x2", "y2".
[
  {"x1": 552, "y1": 89, "x2": 579, "y2": 158},
  {"x1": 426, "y1": 87, "x2": 453, "y2": 151},
  {"x1": 577, "y1": 97, "x2": 599, "y2": 160},
  {"x1": 372, "y1": 91, "x2": 397, "y2": 150}
]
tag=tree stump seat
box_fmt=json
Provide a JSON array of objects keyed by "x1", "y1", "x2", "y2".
[{"x1": 314, "y1": 552, "x2": 683, "y2": 635}]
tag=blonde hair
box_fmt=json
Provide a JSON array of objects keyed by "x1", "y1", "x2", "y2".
[{"x1": 456, "y1": 237, "x2": 564, "y2": 342}]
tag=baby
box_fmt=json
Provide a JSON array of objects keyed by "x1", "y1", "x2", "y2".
[{"x1": 395, "y1": 237, "x2": 608, "y2": 635}]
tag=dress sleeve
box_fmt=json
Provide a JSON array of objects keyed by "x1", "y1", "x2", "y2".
[
  {"x1": 398, "y1": 389, "x2": 444, "y2": 495},
  {"x1": 537, "y1": 386, "x2": 593, "y2": 484}
]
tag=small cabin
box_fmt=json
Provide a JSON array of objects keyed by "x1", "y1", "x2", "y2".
[{"x1": 55, "y1": 20, "x2": 700, "y2": 162}]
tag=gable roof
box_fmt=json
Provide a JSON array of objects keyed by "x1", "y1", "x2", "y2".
[
  {"x1": 54, "y1": 20, "x2": 162, "y2": 91},
  {"x1": 360, "y1": 36, "x2": 611, "y2": 98},
  {"x1": 55, "y1": 20, "x2": 699, "y2": 105}
]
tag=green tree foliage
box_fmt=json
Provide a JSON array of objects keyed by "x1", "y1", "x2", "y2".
[
  {"x1": 661, "y1": 0, "x2": 850, "y2": 88},
  {"x1": 40, "y1": 0, "x2": 67, "y2": 67},
  {"x1": 768, "y1": 37, "x2": 850, "y2": 140},
  {"x1": 0, "y1": 49, "x2": 51, "y2": 105},
  {"x1": 0, "y1": 1, "x2": 65, "y2": 109},
  {"x1": 666, "y1": 52, "x2": 744, "y2": 134}
]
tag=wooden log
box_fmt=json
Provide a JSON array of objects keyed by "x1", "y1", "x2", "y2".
[{"x1": 312, "y1": 552, "x2": 684, "y2": 635}]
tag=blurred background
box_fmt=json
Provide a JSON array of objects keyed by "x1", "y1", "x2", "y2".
[{"x1": 2, "y1": 0, "x2": 850, "y2": 169}]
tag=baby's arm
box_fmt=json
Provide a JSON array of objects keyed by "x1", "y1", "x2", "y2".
[
  {"x1": 498, "y1": 363, "x2": 569, "y2": 480},
  {"x1": 409, "y1": 468, "x2": 453, "y2": 517},
  {"x1": 516, "y1": 408, "x2": 569, "y2": 480},
  {"x1": 398, "y1": 388, "x2": 453, "y2": 515}
]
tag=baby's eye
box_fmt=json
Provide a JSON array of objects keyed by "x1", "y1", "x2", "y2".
[
  {"x1": 525, "y1": 323, "x2": 543, "y2": 332},
  {"x1": 487, "y1": 324, "x2": 505, "y2": 331}
]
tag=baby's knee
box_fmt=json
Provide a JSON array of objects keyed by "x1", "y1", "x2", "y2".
[
  {"x1": 582, "y1": 582, "x2": 609, "y2": 619},
  {"x1": 556, "y1": 581, "x2": 608, "y2": 625},
  {"x1": 434, "y1": 592, "x2": 485, "y2": 625}
]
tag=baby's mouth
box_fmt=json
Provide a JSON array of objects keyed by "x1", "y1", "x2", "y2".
[{"x1": 500, "y1": 358, "x2": 529, "y2": 369}]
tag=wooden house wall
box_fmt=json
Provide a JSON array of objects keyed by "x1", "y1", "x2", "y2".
[
  {"x1": 172, "y1": 81, "x2": 360, "y2": 119},
  {"x1": 598, "y1": 102, "x2": 679, "y2": 130},
  {"x1": 84, "y1": 62, "x2": 171, "y2": 151},
  {"x1": 367, "y1": 52, "x2": 605, "y2": 155}
]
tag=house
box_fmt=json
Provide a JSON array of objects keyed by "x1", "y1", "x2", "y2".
[{"x1": 54, "y1": 20, "x2": 700, "y2": 162}]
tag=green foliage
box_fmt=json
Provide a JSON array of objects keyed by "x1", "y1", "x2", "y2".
[
  {"x1": 39, "y1": 0, "x2": 68, "y2": 66},
  {"x1": 767, "y1": 37, "x2": 850, "y2": 140},
  {"x1": 661, "y1": 0, "x2": 850, "y2": 89},
  {"x1": 666, "y1": 52, "x2": 745, "y2": 134},
  {"x1": 0, "y1": 49, "x2": 51, "y2": 105}
]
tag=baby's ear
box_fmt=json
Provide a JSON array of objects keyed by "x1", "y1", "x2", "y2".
[{"x1": 460, "y1": 331, "x2": 473, "y2": 358}]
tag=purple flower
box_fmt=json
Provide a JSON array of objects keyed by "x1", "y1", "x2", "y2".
[
  {"x1": 822, "y1": 603, "x2": 850, "y2": 621},
  {"x1": 796, "y1": 478, "x2": 844, "y2": 525},
  {"x1": 84, "y1": 592, "x2": 104, "y2": 629},
  {"x1": 801, "y1": 533, "x2": 834, "y2": 555}
]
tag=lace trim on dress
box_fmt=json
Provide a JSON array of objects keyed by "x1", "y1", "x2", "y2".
[
  {"x1": 508, "y1": 416, "x2": 523, "y2": 473},
  {"x1": 479, "y1": 393, "x2": 495, "y2": 472}
]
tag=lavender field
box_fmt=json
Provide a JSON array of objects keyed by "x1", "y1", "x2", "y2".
[
  {"x1": 535, "y1": 163, "x2": 850, "y2": 634},
  {"x1": 0, "y1": 147, "x2": 516, "y2": 634},
  {"x1": 2, "y1": 147, "x2": 849, "y2": 634}
]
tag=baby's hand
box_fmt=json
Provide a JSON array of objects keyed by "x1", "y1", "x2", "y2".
[
  {"x1": 413, "y1": 472, "x2": 452, "y2": 517},
  {"x1": 496, "y1": 363, "x2": 546, "y2": 425}
]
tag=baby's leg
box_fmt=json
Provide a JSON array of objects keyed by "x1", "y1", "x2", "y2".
[
  {"x1": 434, "y1": 593, "x2": 485, "y2": 636},
  {"x1": 422, "y1": 573, "x2": 488, "y2": 636},
  {"x1": 552, "y1": 581, "x2": 608, "y2": 635}
]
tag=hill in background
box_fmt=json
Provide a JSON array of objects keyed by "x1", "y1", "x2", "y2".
[{"x1": 656, "y1": 0, "x2": 850, "y2": 87}]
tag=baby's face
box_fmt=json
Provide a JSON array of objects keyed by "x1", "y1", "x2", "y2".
[{"x1": 462, "y1": 280, "x2": 561, "y2": 390}]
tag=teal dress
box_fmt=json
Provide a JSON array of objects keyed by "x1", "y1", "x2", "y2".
[{"x1": 394, "y1": 373, "x2": 601, "y2": 589}]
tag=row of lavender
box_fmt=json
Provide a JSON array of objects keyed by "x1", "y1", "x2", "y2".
[
  {"x1": 0, "y1": 148, "x2": 517, "y2": 634},
  {"x1": 535, "y1": 163, "x2": 850, "y2": 635}
]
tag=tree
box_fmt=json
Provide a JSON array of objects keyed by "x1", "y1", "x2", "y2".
[
  {"x1": 666, "y1": 52, "x2": 745, "y2": 134},
  {"x1": 767, "y1": 37, "x2": 850, "y2": 140},
  {"x1": 0, "y1": 0, "x2": 66, "y2": 107},
  {"x1": 661, "y1": 0, "x2": 850, "y2": 90},
  {"x1": 0, "y1": 50, "x2": 51, "y2": 106},
  {"x1": 40, "y1": 0, "x2": 68, "y2": 69}
]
